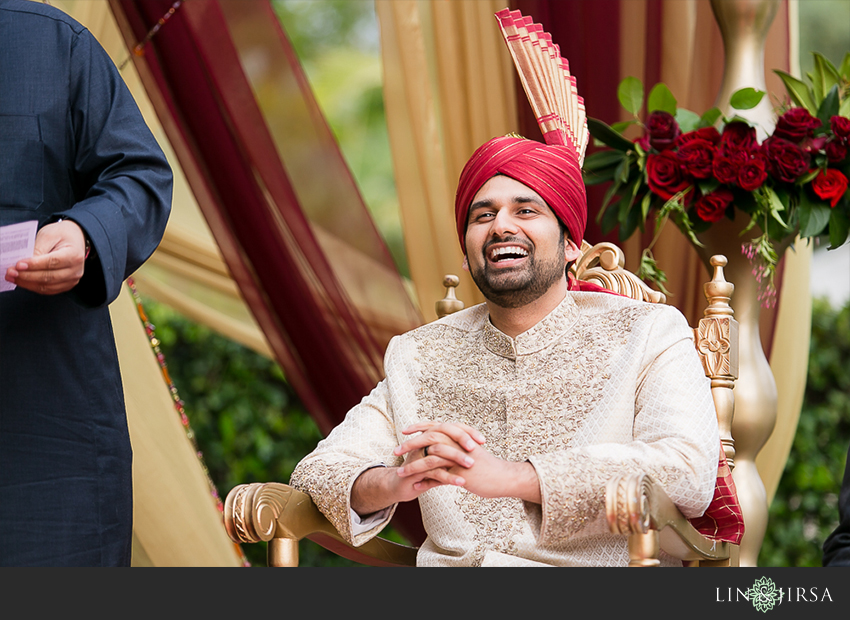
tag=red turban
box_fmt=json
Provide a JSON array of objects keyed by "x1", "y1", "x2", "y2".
[{"x1": 454, "y1": 135, "x2": 587, "y2": 254}]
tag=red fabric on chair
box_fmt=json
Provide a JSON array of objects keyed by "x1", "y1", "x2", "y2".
[{"x1": 688, "y1": 446, "x2": 746, "y2": 545}]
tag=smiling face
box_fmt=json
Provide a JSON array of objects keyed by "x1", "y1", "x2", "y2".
[{"x1": 463, "y1": 175, "x2": 580, "y2": 309}]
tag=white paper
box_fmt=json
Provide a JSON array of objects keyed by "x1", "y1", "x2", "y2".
[{"x1": 0, "y1": 220, "x2": 38, "y2": 292}]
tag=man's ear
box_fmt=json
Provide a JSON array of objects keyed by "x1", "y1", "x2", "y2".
[
  {"x1": 462, "y1": 255, "x2": 469, "y2": 272},
  {"x1": 564, "y1": 236, "x2": 581, "y2": 263}
]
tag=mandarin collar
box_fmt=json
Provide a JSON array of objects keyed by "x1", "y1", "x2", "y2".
[{"x1": 482, "y1": 294, "x2": 579, "y2": 359}]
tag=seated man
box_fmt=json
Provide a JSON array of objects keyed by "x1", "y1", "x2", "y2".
[{"x1": 290, "y1": 134, "x2": 719, "y2": 567}]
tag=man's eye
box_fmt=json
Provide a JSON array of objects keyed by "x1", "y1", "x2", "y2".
[{"x1": 475, "y1": 212, "x2": 495, "y2": 220}]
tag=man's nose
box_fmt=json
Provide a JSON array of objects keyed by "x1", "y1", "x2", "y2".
[{"x1": 490, "y1": 209, "x2": 518, "y2": 237}]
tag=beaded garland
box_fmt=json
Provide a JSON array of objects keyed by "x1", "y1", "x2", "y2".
[
  {"x1": 127, "y1": 277, "x2": 251, "y2": 566},
  {"x1": 118, "y1": 0, "x2": 183, "y2": 70}
]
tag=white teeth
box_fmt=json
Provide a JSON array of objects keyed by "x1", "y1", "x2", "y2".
[{"x1": 490, "y1": 246, "x2": 528, "y2": 260}]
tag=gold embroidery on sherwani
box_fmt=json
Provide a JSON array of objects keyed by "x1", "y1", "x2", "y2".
[
  {"x1": 412, "y1": 299, "x2": 657, "y2": 559},
  {"x1": 290, "y1": 293, "x2": 720, "y2": 566}
]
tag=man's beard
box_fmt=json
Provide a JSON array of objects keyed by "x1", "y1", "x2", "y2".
[{"x1": 469, "y1": 235, "x2": 566, "y2": 309}]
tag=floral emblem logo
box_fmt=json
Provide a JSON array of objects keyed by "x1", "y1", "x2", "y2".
[{"x1": 746, "y1": 577, "x2": 784, "y2": 612}]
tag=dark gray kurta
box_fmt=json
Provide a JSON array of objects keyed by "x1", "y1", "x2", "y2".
[{"x1": 0, "y1": 0, "x2": 172, "y2": 566}]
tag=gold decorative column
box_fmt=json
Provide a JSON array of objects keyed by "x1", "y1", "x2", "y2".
[{"x1": 707, "y1": 0, "x2": 781, "y2": 567}]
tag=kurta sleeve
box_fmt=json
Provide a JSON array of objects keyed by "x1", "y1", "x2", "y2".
[
  {"x1": 526, "y1": 305, "x2": 719, "y2": 546},
  {"x1": 289, "y1": 340, "x2": 406, "y2": 546},
  {"x1": 55, "y1": 27, "x2": 172, "y2": 308}
]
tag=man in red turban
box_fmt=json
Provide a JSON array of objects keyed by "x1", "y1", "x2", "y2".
[{"x1": 291, "y1": 132, "x2": 723, "y2": 566}]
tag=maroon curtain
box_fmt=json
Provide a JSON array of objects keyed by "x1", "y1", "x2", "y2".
[{"x1": 108, "y1": 0, "x2": 426, "y2": 543}]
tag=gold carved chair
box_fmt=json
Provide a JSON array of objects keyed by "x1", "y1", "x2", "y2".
[{"x1": 224, "y1": 241, "x2": 740, "y2": 567}]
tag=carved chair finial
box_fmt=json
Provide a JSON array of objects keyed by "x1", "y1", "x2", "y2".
[{"x1": 436, "y1": 274, "x2": 464, "y2": 318}]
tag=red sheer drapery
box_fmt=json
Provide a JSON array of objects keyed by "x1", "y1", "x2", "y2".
[
  {"x1": 109, "y1": 0, "x2": 422, "y2": 435},
  {"x1": 109, "y1": 0, "x2": 426, "y2": 544}
]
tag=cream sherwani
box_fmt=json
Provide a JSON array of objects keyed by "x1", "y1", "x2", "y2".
[{"x1": 290, "y1": 292, "x2": 719, "y2": 566}]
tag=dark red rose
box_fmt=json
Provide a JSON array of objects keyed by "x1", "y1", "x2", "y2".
[
  {"x1": 801, "y1": 135, "x2": 828, "y2": 153},
  {"x1": 831, "y1": 115, "x2": 850, "y2": 142},
  {"x1": 646, "y1": 150, "x2": 691, "y2": 200},
  {"x1": 695, "y1": 188, "x2": 734, "y2": 223},
  {"x1": 762, "y1": 136, "x2": 810, "y2": 183},
  {"x1": 634, "y1": 134, "x2": 651, "y2": 152},
  {"x1": 719, "y1": 121, "x2": 758, "y2": 155},
  {"x1": 774, "y1": 107, "x2": 822, "y2": 143},
  {"x1": 738, "y1": 155, "x2": 769, "y2": 191},
  {"x1": 826, "y1": 139, "x2": 848, "y2": 163},
  {"x1": 812, "y1": 168, "x2": 849, "y2": 207},
  {"x1": 647, "y1": 111, "x2": 680, "y2": 151},
  {"x1": 712, "y1": 150, "x2": 750, "y2": 186},
  {"x1": 676, "y1": 138, "x2": 716, "y2": 179},
  {"x1": 676, "y1": 126, "x2": 721, "y2": 147}
]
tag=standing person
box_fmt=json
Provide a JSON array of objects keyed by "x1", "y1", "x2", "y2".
[
  {"x1": 288, "y1": 133, "x2": 725, "y2": 567},
  {"x1": 823, "y1": 442, "x2": 850, "y2": 566},
  {"x1": 0, "y1": 0, "x2": 172, "y2": 566}
]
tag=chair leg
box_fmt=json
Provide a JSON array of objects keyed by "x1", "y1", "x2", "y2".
[
  {"x1": 628, "y1": 531, "x2": 660, "y2": 567},
  {"x1": 267, "y1": 538, "x2": 299, "y2": 567}
]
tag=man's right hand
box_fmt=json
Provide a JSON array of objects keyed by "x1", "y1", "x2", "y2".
[{"x1": 350, "y1": 421, "x2": 485, "y2": 516}]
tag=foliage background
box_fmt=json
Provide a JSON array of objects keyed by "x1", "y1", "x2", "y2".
[{"x1": 135, "y1": 1, "x2": 849, "y2": 567}]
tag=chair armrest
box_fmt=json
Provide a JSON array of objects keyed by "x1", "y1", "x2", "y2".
[
  {"x1": 606, "y1": 473, "x2": 735, "y2": 566},
  {"x1": 224, "y1": 482, "x2": 418, "y2": 567}
]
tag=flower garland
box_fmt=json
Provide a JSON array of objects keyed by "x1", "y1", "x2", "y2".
[{"x1": 127, "y1": 277, "x2": 251, "y2": 567}]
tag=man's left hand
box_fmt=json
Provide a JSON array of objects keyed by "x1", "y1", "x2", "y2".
[
  {"x1": 4, "y1": 220, "x2": 88, "y2": 295},
  {"x1": 396, "y1": 421, "x2": 541, "y2": 503}
]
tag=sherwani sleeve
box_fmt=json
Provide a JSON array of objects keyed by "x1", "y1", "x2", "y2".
[
  {"x1": 56, "y1": 27, "x2": 172, "y2": 308},
  {"x1": 289, "y1": 340, "x2": 406, "y2": 546},
  {"x1": 526, "y1": 305, "x2": 719, "y2": 547}
]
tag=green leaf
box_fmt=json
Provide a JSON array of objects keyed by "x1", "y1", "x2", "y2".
[
  {"x1": 614, "y1": 156, "x2": 631, "y2": 185},
  {"x1": 840, "y1": 97, "x2": 850, "y2": 119},
  {"x1": 611, "y1": 120, "x2": 637, "y2": 134},
  {"x1": 699, "y1": 107, "x2": 723, "y2": 128},
  {"x1": 812, "y1": 52, "x2": 842, "y2": 104},
  {"x1": 587, "y1": 117, "x2": 636, "y2": 152},
  {"x1": 828, "y1": 207, "x2": 850, "y2": 250},
  {"x1": 675, "y1": 108, "x2": 701, "y2": 134},
  {"x1": 774, "y1": 69, "x2": 818, "y2": 115},
  {"x1": 798, "y1": 199, "x2": 832, "y2": 238},
  {"x1": 817, "y1": 84, "x2": 840, "y2": 127},
  {"x1": 617, "y1": 76, "x2": 644, "y2": 117},
  {"x1": 583, "y1": 149, "x2": 626, "y2": 173},
  {"x1": 840, "y1": 52, "x2": 850, "y2": 80},
  {"x1": 764, "y1": 186, "x2": 790, "y2": 229},
  {"x1": 729, "y1": 87, "x2": 765, "y2": 110},
  {"x1": 647, "y1": 83, "x2": 677, "y2": 115}
]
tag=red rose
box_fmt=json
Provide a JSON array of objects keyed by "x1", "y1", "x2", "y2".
[
  {"x1": 712, "y1": 156, "x2": 739, "y2": 185},
  {"x1": 831, "y1": 115, "x2": 850, "y2": 142},
  {"x1": 695, "y1": 188, "x2": 733, "y2": 223},
  {"x1": 738, "y1": 156, "x2": 769, "y2": 191},
  {"x1": 826, "y1": 139, "x2": 848, "y2": 163},
  {"x1": 676, "y1": 138, "x2": 716, "y2": 179},
  {"x1": 712, "y1": 150, "x2": 750, "y2": 186},
  {"x1": 646, "y1": 150, "x2": 691, "y2": 200},
  {"x1": 774, "y1": 107, "x2": 822, "y2": 143},
  {"x1": 647, "y1": 111, "x2": 680, "y2": 151},
  {"x1": 634, "y1": 134, "x2": 651, "y2": 152},
  {"x1": 719, "y1": 121, "x2": 758, "y2": 155},
  {"x1": 676, "y1": 126, "x2": 721, "y2": 146},
  {"x1": 762, "y1": 136, "x2": 810, "y2": 183},
  {"x1": 812, "y1": 168, "x2": 849, "y2": 207}
]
